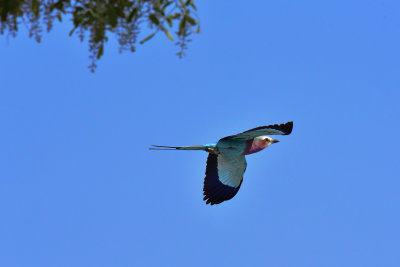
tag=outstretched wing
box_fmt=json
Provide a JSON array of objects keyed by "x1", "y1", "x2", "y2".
[
  {"x1": 220, "y1": 121, "x2": 293, "y2": 142},
  {"x1": 203, "y1": 153, "x2": 247, "y2": 205}
]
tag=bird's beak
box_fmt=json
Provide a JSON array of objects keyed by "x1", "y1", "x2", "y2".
[{"x1": 271, "y1": 139, "x2": 280, "y2": 144}]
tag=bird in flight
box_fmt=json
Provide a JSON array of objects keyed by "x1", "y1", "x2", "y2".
[{"x1": 150, "y1": 121, "x2": 293, "y2": 205}]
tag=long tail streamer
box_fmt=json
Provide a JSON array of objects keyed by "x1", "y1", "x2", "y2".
[{"x1": 149, "y1": 145, "x2": 207, "y2": 151}]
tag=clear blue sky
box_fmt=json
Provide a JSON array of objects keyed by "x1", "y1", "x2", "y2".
[{"x1": 1, "y1": 1, "x2": 399, "y2": 266}]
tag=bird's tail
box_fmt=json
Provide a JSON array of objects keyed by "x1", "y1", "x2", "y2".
[{"x1": 149, "y1": 145, "x2": 210, "y2": 151}]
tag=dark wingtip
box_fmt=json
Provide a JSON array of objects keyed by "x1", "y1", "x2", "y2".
[{"x1": 283, "y1": 121, "x2": 293, "y2": 135}]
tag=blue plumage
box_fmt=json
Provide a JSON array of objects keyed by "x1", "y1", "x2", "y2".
[
  {"x1": 203, "y1": 153, "x2": 243, "y2": 205},
  {"x1": 150, "y1": 121, "x2": 293, "y2": 205}
]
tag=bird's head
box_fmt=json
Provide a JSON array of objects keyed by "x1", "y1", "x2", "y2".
[{"x1": 258, "y1": 136, "x2": 280, "y2": 147}]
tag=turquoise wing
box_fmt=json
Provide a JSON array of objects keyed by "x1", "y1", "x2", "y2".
[
  {"x1": 203, "y1": 153, "x2": 247, "y2": 205},
  {"x1": 220, "y1": 121, "x2": 293, "y2": 141}
]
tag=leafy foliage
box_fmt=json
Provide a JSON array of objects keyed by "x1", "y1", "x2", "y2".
[{"x1": 0, "y1": 0, "x2": 199, "y2": 72}]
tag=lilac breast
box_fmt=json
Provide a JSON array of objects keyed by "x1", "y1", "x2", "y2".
[{"x1": 243, "y1": 139, "x2": 265, "y2": 155}]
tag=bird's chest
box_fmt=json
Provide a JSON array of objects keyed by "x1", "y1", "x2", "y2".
[{"x1": 243, "y1": 139, "x2": 266, "y2": 155}]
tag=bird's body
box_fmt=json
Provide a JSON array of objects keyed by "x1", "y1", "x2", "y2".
[{"x1": 151, "y1": 121, "x2": 293, "y2": 205}]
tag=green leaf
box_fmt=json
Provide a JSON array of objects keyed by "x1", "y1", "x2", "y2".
[
  {"x1": 69, "y1": 26, "x2": 77, "y2": 36},
  {"x1": 166, "y1": 18, "x2": 172, "y2": 27},
  {"x1": 149, "y1": 14, "x2": 159, "y2": 25},
  {"x1": 139, "y1": 32, "x2": 156, "y2": 44},
  {"x1": 153, "y1": 5, "x2": 165, "y2": 16},
  {"x1": 56, "y1": 13, "x2": 62, "y2": 22},
  {"x1": 185, "y1": 15, "x2": 196, "y2": 25},
  {"x1": 126, "y1": 8, "x2": 137, "y2": 22},
  {"x1": 178, "y1": 17, "x2": 186, "y2": 35},
  {"x1": 97, "y1": 44, "x2": 104, "y2": 59},
  {"x1": 170, "y1": 13, "x2": 181, "y2": 19},
  {"x1": 107, "y1": 9, "x2": 118, "y2": 27},
  {"x1": 162, "y1": 1, "x2": 173, "y2": 9},
  {"x1": 161, "y1": 27, "x2": 173, "y2": 41},
  {"x1": 190, "y1": 2, "x2": 197, "y2": 10},
  {"x1": 32, "y1": 0, "x2": 40, "y2": 17},
  {"x1": 50, "y1": 0, "x2": 65, "y2": 12}
]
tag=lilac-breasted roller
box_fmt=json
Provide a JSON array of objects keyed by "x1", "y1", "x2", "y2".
[{"x1": 150, "y1": 121, "x2": 293, "y2": 205}]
